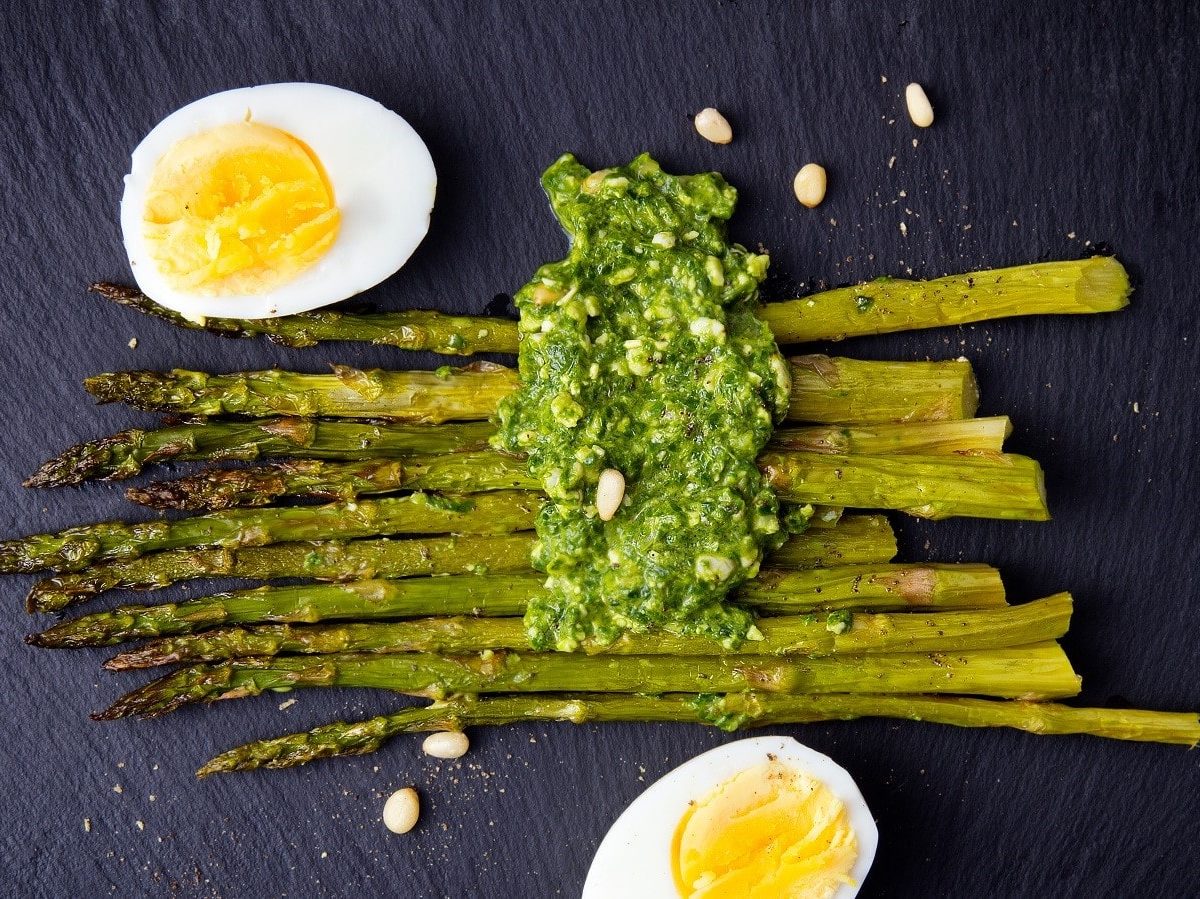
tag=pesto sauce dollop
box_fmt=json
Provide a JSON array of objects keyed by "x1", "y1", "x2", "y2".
[{"x1": 494, "y1": 154, "x2": 790, "y2": 651}]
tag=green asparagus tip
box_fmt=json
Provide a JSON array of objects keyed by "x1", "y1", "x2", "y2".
[
  {"x1": 196, "y1": 716, "x2": 398, "y2": 777},
  {"x1": 24, "y1": 429, "x2": 145, "y2": 488},
  {"x1": 92, "y1": 666, "x2": 225, "y2": 720},
  {"x1": 89, "y1": 282, "x2": 142, "y2": 305},
  {"x1": 82, "y1": 371, "x2": 145, "y2": 405}
]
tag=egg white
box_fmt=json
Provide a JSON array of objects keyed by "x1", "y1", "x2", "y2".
[
  {"x1": 582, "y1": 735, "x2": 878, "y2": 898},
  {"x1": 119, "y1": 82, "x2": 436, "y2": 319}
]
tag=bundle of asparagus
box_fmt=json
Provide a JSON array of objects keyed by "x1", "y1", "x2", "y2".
[{"x1": 8, "y1": 255, "x2": 1198, "y2": 778}]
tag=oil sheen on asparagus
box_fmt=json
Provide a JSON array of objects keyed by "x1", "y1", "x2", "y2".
[{"x1": 495, "y1": 153, "x2": 790, "y2": 651}]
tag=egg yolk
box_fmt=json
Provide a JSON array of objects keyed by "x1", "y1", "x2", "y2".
[
  {"x1": 142, "y1": 121, "x2": 340, "y2": 296},
  {"x1": 671, "y1": 759, "x2": 858, "y2": 899}
]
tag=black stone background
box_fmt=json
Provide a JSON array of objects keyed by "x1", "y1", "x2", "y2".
[{"x1": 0, "y1": 1, "x2": 1196, "y2": 896}]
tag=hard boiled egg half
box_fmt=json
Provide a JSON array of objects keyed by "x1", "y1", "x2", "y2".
[
  {"x1": 120, "y1": 83, "x2": 435, "y2": 319},
  {"x1": 583, "y1": 736, "x2": 877, "y2": 898}
]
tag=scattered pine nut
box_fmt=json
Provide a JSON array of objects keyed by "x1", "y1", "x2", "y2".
[
  {"x1": 693, "y1": 108, "x2": 733, "y2": 144},
  {"x1": 905, "y1": 83, "x2": 934, "y2": 127},
  {"x1": 383, "y1": 787, "x2": 420, "y2": 834},
  {"x1": 793, "y1": 164, "x2": 828, "y2": 208},
  {"x1": 595, "y1": 468, "x2": 626, "y2": 521},
  {"x1": 422, "y1": 731, "x2": 470, "y2": 760}
]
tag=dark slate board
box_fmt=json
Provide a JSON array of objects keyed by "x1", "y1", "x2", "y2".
[{"x1": 1, "y1": 1, "x2": 1197, "y2": 896}]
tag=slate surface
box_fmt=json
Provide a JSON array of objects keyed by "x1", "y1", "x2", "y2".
[{"x1": 0, "y1": 1, "x2": 1197, "y2": 896}]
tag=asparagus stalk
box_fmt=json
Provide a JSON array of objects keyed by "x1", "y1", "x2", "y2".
[
  {"x1": 197, "y1": 689, "x2": 1199, "y2": 776},
  {"x1": 0, "y1": 490, "x2": 540, "y2": 575},
  {"x1": 28, "y1": 563, "x2": 1002, "y2": 648},
  {"x1": 766, "y1": 514, "x2": 896, "y2": 567},
  {"x1": 127, "y1": 453, "x2": 535, "y2": 511},
  {"x1": 786, "y1": 355, "x2": 977, "y2": 423},
  {"x1": 96, "y1": 258, "x2": 1129, "y2": 356},
  {"x1": 90, "y1": 282, "x2": 521, "y2": 355},
  {"x1": 105, "y1": 593, "x2": 1072, "y2": 668},
  {"x1": 738, "y1": 563, "x2": 1004, "y2": 612},
  {"x1": 27, "y1": 513, "x2": 896, "y2": 613},
  {"x1": 84, "y1": 365, "x2": 519, "y2": 423},
  {"x1": 760, "y1": 450, "x2": 1049, "y2": 520},
  {"x1": 24, "y1": 418, "x2": 497, "y2": 487},
  {"x1": 82, "y1": 355, "x2": 977, "y2": 426},
  {"x1": 126, "y1": 447, "x2": 1044, "y2": 521},
  {"x1": 26, "y1": 533, "x2": 540, "y2": 613},
  {"x1": 95, "y1": 644, "x2": 1082, "y2": 720},
  {"x1": 772, "y1": 417, "x2": 1011, "y2": 455},
  {"x1": 127, "y1": 416, "x2": 1009, "y2": 514},
  {"x1": 30, "y1": 577, "x2": 536, "y2": 647},
  {"x1": 759, "y1": 257, "x2": 1131, "y2": 343}
]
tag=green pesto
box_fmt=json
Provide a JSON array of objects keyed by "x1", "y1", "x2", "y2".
[
  {"x1": 494, "y1": 154, "x2": 789, "y2": 651},
  {"x1": 688, "y1": 692, "x2": 760, "y2": 731},
  {"x1": 781, "y1": 503, "x2": 816, "y2": 534},
  {"x1": 825, "y1": 610, "x2": 854, "y2": 634}
]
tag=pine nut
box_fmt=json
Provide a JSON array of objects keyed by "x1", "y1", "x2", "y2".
[
  {"x1": 383, "y1": 787, "x2": 420, "y2": 834},
  {"x1": 905, "y1": 83, "x2": 934, "y2": 127},
  {"x1": 693, "y1": 108, "x2": 733, "y2": 144},
  {"x1": 422, "y1": 731, "x2": 470, "y2": 760},
  {"x1": 595, "y1": 468, "x2": 626, "y2": 521},
  {"x1": 793, "y1": 164, "x2": 827, "y2": 208}
]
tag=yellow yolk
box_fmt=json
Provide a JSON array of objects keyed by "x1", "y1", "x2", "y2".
[
  {"x1": 671, "y1": 760, "x2": 858, "y2": 899},
  {"x1": 141, "y1": 121, "x2": 340, "y2": 296}
]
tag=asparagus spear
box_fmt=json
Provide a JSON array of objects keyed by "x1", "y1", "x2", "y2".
[
  {"x1": 125, "y1": 446, "x2": 1045, "y2": 520},
  {"x1": 197, "y1": 689, "x2": 1200, "y2": 776},
  {"x1": 84, "y1": 365, "x2": 519, "y2": 423},
  {"x1": 105, "y1": 592, "x2": 1072, "y2": 668},
  {"x1": 90, "y1": 282, "x2": 521, "y2": 355},
  {"x1": 96, "y1": 258, "x2": 1129, "y2": 356},
  {"x1": 30, "y1": 577, "x2": 536, "y2": 647},
  {"x1": 27, "y1": 513, "x2": 896, "y2": 613},
  {"x1": 127, "y1": 453, "x2": 536, "y2": 511},
  {"x1": 771, "y1": 417, "x2": 1011, "y2": 455},
  {"x1": 766, "y1": 514, "x2": 896, "y2": 567},
  {"x1": 129, "y1": 412, "x2": 1012, "y2": 511},
  {"x1": 738, "y1": 563, "x2": 1004, "y2": 612},
  {"x1": 82, "y1": 355, "x2": 978, "y2": 425},
  {"x1": 760, "y1": 257, "x2": 1131, "y2": 343},
  {"x1": 26, "y1": 533, "x2": 540, "y2": 613},
  {"x1": 0, "y1": 490, "x2": 541, "y2": 575},
  {"x1": 95, "y1": 644, "x2": 1082, "y2": 720},
  {"x1": 760, "y1": 450, "x2": 1049, "y2": 521},
  {"x1": 24, "y1": 418, "x2": 497, "y2": 487},
  {"x1": 28, "y1": 563, "x2": 1002, "y2": 647},
  {"x1": 786, "y1": 355, "x2": 977, "y2": 423}
]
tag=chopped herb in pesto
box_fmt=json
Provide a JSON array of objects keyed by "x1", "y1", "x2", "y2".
[
  {"x1": 825, "y1": 609, "x2": 853, "y2": 635},
  {"x1": 688, "y1": 692, "x2": 764, "y2": 732},
  {"x1": 781, "y1": 503, "x2": 817, "y2": 535},
  {"x1": 494, "y1": 153, "x2": 790, "y2": 651}
]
